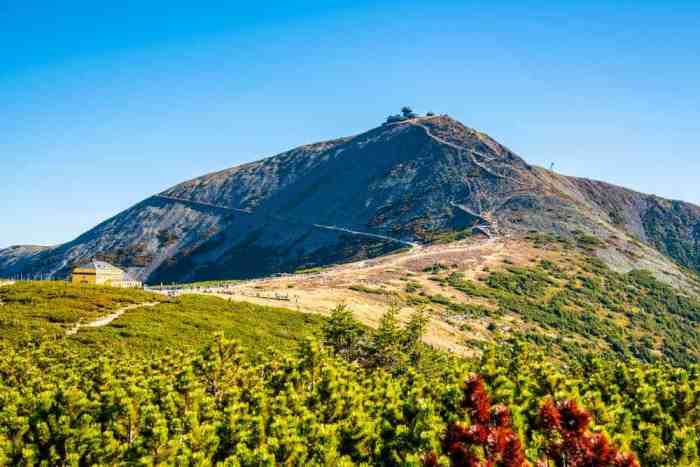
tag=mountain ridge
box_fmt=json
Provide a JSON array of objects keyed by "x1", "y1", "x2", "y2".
[{"x1": 3, "y1": 114, "x2": 700, "y2": 286}]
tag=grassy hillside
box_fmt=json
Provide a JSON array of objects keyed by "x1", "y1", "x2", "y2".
[
  {"x1": 72, "y1": 295, "x2": 324, "y2": 355},
  {"x1": 0, "y1": 282, "x2": 323, "y2": 355},
  {"x1": 0, "y1": 281, "x2": 168, "y2": 341}
]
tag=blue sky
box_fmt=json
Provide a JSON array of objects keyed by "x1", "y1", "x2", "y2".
[{"x1": 2, "y1": 1, "x2": 699, "y2": 248}]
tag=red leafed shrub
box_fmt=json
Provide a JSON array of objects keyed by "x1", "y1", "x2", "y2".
[
  {"x1": 463, "y1": 373, "x2": 492, "y2": 425},
  {"x1": 423, "y1": 451, "x2": 439, "y2": 467},
  {"x1": 423, "y1": 377, "x2": 640, "y2": 467},
  {"x1": 425, "y1": 374, "x2": 527, "y2": 467},
  {"x1": 536, "y1": 399, "x2": 639, "y2": 467}
]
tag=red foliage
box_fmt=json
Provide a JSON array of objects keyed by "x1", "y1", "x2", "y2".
[
  {"x1": 423, "y1": 451, "x2": 439, "y2": 467},
  {"x1": 612, "y1": 452, "x2": 641, "y2": 467},
  {"x1": 489, "y1": 427, "x2": 526, "y2": 467},
  {"x1": 537, "y1": 399, "x2": 640, "y2": 467},
  {"x1": 467, "y1": 424, "x2": 489, "y2": 444},
  {"x1": 423, "y1": 376, "x2": 640, "y2": 467},
  {"x1": 556, "y1": 400, "x2": 591, "y2": 436},
  {"x1": 492, "y1": 405, "x2": 512, "y2": 429},
  {"x1": 424, "y1": 374, "x2": 527, "y2": 467},
  {"x1": 463, "y1": 374, "x2": 492, "y2": 425},
  {"x1": 539, "y1": 400, "x2": 560, "y2": 430}
]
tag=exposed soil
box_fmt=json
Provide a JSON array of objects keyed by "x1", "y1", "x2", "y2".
[
  {"x1": 66, "y1": 302, "x2": 160, "y2": 335},
  {"x1": 163, "y1": 236, "x2": 563, "y2": 356}
]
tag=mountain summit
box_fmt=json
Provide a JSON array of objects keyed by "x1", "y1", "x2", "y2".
[{"x1": 3, "y1": 113, "x2": 700, "y2": 284}]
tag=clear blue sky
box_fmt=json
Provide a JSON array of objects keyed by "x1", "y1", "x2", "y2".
[{"x1": 2, "y1": 1, "x2": 699, "y2": 248}]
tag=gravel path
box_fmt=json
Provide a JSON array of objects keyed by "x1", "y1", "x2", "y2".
[
  {"x1": 313, "y1": 224, "x2": 418, "y2": 247},
  {"x1": 66, "y1": 302, "x2": 160, "y2": 335},
  {"x1": 157, "y1": 195, "x2": 419, "y2": 248},
  {"x1": 155, "y1": 195, "x2": 253, "y2": 214}
]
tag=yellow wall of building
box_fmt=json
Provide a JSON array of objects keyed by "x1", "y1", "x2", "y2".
[
  {"x1": 71, "y1": 269, "x2": 97, "y2": 286},
  {"x1": 96, "y1": 271, "x2": 124, "y2": 285},
  {"x1": 71, "y1": 267, "x2": 140, "y2": 288}
]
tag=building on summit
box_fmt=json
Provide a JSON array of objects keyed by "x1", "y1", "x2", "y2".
[{"x1": 70, "y1": 260, "x2": 142, "y2": 288}]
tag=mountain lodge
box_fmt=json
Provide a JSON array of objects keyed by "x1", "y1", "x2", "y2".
[{"x1": 70, "y1": 260, "x2": 142, "y2": 288}]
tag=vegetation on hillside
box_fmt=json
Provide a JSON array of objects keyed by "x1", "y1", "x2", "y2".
[
  {"x1": 424, "y1": 375, "x2": 639, "y2": 467},
  {"x1": 0, "y1": 282, "x2": 322, "y2": 355},
  {"x1": 0, "y1": 278, "x2": 698, "y2": 465},
  {"x1": 418, "y1": 252, "x2": 700, "y2": 366},
  {"x1": 0, "y1": 318, "x2": 697, "y2": 465},
  {"x1": 72, "y1": 295, "x2": 324, "y2": 356},
  {"x1": 0, "y1": 281, "x2": 167, "y2": 340}
]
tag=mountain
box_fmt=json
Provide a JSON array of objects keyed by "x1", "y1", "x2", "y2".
[{"x1": 3, "y1": 114, "x2": 700, "y2": 285}]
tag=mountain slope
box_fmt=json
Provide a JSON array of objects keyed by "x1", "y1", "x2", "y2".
[
  {"x1": 172, "y1": 234, "x2": 700, "y2": 366},
  {"x1": 2, "y1": 114, "x2": 700, "y2": 285}
]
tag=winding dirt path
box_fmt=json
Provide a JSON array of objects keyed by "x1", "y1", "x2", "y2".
[
  {"x1": 66, "y1": 302, "x2": 160, "y2": 335},
  {"x1": 406, "y1": 120, "x2": 508, "y2": 181},
  {"x1": 449, "y1": 201, "x2": 494, "y2": 238}
]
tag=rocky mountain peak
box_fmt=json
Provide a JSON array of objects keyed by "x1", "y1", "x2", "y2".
[{"x1": 2, "y1": 113, "x2": 700, "y2": 285}]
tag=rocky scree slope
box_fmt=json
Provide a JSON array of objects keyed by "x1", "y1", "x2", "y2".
[{"x1": 2, "y1": 115, "x2": 700, "y2": 284}]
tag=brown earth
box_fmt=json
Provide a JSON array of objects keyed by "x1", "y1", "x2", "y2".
[{"x1": 171, "y1": 236, "x2": 568, "y2": 355}]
